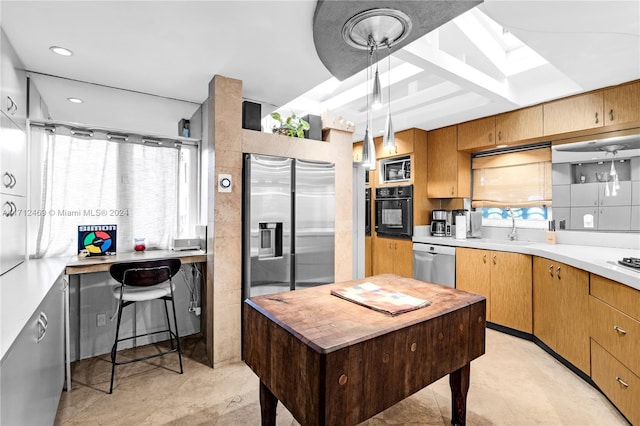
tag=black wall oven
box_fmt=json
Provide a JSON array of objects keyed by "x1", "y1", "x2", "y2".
[{"x1": 375, "y1": 185, "x2": 413, "y2": 239}]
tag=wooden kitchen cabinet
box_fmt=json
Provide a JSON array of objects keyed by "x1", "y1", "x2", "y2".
[
  {"x1": 456, "y1": 247, "x2": 492, "y2": 321},
  {"x1": 604, "y1": 81, "x2": 640, "y2": 126},
  {"x1": 353, "y1": 141, "x2": 363, "y2": 162},
  {"x1": 543, "y1": 91, "x2": 604, "y2": 136},
  {"x1": 372, "y1": 237, "x2": 412, "y2": 277},
  {"x1": 495, "y1": 105, "x2": 544, "y2": 145},
  {"x1": 427, "y1": 125, "x2": 470, "y2": 198},
  {"x1": 375, "y1": 129, "x2": 416, "y2": 159},
  {"x1": 457, "y1": 116, "x2": 496, "y2": 151},
  {"x1": 533, "y1": 256, "x2": 590, "y2": 374},
  {"x1": 589, "y1": 274, "x2": 640, "y2": 426},
  {"x1": 456, "y1": 248, "x2": 532, "y2": 332},
  {"x1": 364, "y1": 236, "x2": 372, "y2": 277}
]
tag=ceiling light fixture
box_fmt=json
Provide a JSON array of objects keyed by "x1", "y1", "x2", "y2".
[
  {"x1": 342, "y1": 8, "x2": 412, "y2": 156},
  {"x1": 67, "y1": 97, "x2": 83, "y2": 104},
  {"x1": 50, "y1": 46, "x2": 73, "y2": 56}
]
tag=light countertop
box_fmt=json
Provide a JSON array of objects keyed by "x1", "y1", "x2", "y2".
[{"x1": 413, "y1": 231, "x2": 640, "y2": 291}]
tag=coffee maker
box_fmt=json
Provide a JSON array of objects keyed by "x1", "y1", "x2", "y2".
[{"x1": 430, "y1": 210, "x2": 450, "y2": 236}]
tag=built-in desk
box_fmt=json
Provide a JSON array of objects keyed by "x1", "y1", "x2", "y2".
[
  {"x1": 64, "y1": 249, "x2": 207, "y2": 389},
  {"x1": 66, "y1": 249, "x2": 206, "y2": 275}
]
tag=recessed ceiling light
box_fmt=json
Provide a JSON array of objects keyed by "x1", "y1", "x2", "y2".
[
  {"x1": 50, "y1": 46, "x2": 73, "y2": 56},
  {"x1": 496, "y1": 144, "x2": 508, "y2": 148},
  {"x1": 67, "y1": 97, "x2": 83, "y2": 104}
]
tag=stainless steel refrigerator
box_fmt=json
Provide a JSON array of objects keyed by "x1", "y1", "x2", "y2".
[{"x1": 243, "y1": 153, "x2": 335, "y2": 298}]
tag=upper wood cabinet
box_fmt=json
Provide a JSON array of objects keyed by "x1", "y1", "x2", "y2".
[
  {"x1": 495, "y1": 105, "x2": 544, "y2": 145},
  {"x1": 604, "y1": 81, "x2": 640, "y2": 126},
  {"x1": 353, "y1": 141, "x2": 363, "y2": 162},
  {"x1": 543, "y1": 91, "x2": 604, "y2": 136},
  {"x1": 457, "y1": 116, "x2": 496, "y2": 151},
  {"x1": 427, "y1": 125, "x2": 470, "y2": 198},
  {"x1": 375, "y1": 129, "x2": 415, "y2": 159}
]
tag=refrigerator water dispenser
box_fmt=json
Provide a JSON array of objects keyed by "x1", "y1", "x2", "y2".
[{"x1": 258, "y1": 222, "x2": 282, "y2": 259}]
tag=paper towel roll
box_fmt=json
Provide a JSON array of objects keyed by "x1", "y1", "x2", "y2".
[{"x1": 455, "y1": 215, "x2": 467, "y2": 239}]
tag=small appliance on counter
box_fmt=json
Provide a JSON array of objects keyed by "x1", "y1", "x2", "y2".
[
  {"x1": 469, "y1": 210, "x2": 483, "y2": 238},
  {"x1": 430, "y1": 210, "x2": 450, "y2": 237},
  {"x1": 451, "y1": 209, "x2": 468, "y2": 238}
]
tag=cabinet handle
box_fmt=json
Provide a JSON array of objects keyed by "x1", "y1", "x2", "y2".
[
  {"x1": 488, "y1": 132, "x2": 493, "y2": 142},
  {"x1": 3, "y1": 172, "x2": 16, "y2": 189},
  {"x1": 6, "y1": 95, "x2": 17, "y2": 115},
  {"x1": 613, "y1": 325, "x2": 627, "y2": 335},
  {"x1": 2, "y1": 201, "x2": 17, "y2": 217},
  {"x1": 498, "y1": 130, "x2": 502, "y2": 141},
  {"x1": 451, "y1": 186, "x2": 454, "y2": 195},
  {"x1": 483, "y1": 254, "x2": 487, "y2": 264},
  {"x1": 492, "y1": 254, "x2": 497, "y2": 265},
  {"x1": 595, "y1": 112, "x2": 599, "y2": 124},
  {"x1": 615, "y1": 376, "x2": 629, "y2": 388},
  {"x1": 548, "y1": 265, "x2": 554, "y2": 277},
  {"x1": 609, "y1": 109, "x2": 614, "y2": 122},
  {"x1": 394, "y1": 243, "x2": 397, "y2": 250},
  {"x1": 556, "y1": 266, "x2": 561, "y2": 280},
  {"x1": 37, "y1": 312, "x2": 48, "y2": 343}
]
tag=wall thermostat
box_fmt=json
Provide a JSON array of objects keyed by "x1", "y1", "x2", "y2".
[{"x1": 218, "y1": 174, "x2": 232, "y2": 192}]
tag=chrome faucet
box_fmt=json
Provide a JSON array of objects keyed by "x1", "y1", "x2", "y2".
[{"x1": 506, "y1": 207, "x2": 517, "y2": 240}]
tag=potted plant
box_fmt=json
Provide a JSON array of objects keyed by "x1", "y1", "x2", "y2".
[{"x1": 271, "y1": 112, "x2": 310, "y2": 138}]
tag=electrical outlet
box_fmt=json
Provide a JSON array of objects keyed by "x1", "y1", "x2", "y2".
[{"x1": 96, "y1": 313, "x2": 107, "y2": 327}]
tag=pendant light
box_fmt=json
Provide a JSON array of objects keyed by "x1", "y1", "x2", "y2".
[
  {"x1": 341, "y1": 8, "x2": 411, "y2": 168},
  {"x1": 361, "y1": 39, "x2": 377, "y2": 170},
  {"x1": 602, "y1": 145, "x2": 622, "y2": 197},
  {"x1": 372, "y1": 44, "x2": 382, "y2": 110},
  {"x1": 382, "y1": 42, "x2": 395, "y2": 151}
]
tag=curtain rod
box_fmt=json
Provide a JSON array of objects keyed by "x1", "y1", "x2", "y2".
[{"x1": 29, "y1": 118, "x2": 200, "y2": 147}]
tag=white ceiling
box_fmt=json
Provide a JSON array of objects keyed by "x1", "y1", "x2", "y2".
[{"x1": 1, "y1": 1, "x2": 639, "y2": 140}]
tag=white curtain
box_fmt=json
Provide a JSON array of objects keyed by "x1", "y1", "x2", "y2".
[{"x1": 34, "y1": 129, "x2": 179, "y2": 257}]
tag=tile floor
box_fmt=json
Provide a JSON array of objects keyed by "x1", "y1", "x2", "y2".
[{"x1": 55, "y1": 329, "x2": 629, "y2": 425}]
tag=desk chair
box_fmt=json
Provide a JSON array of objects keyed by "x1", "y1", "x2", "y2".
[{"x1": 108, "y1": 258, "x2": 184, "y2": 393}]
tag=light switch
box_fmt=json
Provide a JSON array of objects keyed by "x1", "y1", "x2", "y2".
[{"x1": 218, "y1": 174, "x2": 232, "y2": 192}]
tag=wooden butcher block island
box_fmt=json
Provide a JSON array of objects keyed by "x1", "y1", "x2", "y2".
[{"x1": 243, "y1": 274, "x2": 486, "y2": 426}]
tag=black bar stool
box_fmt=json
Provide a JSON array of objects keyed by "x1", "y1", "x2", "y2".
[{"x1": 108, "y1": 258, "x2": 184, "y2": 393}]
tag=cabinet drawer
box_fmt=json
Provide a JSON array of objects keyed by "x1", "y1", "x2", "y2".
[
  {"x1": 590, "y1": 274, "x2": 640, "y2": 321},
  {"x1": 591, "y1": 340, "x2": 640, "y2": 426},
  {"x1": 590, "y1": 296, "x2": 640, "y2": 375}
]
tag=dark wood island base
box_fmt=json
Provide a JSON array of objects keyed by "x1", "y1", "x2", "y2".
[{"x1": 244, "y1": 274, "x2": 486, "y2": 426}]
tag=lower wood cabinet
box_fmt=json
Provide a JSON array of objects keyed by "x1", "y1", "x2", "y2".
[
  {"x1": 372, "y1": 237, "x2": 412, "y2": 278},
  {"x1": 1, "y1": 274, "x2": 65, "y2": 426},
  {"x1": 589, "y1": 274, "x2": 640, "y2": 425},
  {"x1": 364, "y1": 236, "x2": 372, "y2": 277},
  {"x1": 456, "y1": 248, "x2": 532, "y2": 333},
  {"x1": 533, "y1": 257, "x2": 590, "y2": 374},
  {"x1": 591, "y1": 341, "x2": 639, "y2": 426}
]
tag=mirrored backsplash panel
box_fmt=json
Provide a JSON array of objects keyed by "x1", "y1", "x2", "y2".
[{"x1": 552, "y1": 132, "x2": 640, "y2": 232}]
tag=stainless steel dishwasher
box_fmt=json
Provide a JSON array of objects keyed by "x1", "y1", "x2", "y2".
[{"x1": 412, "y1": 243, "x2": 456, "y2": 288}]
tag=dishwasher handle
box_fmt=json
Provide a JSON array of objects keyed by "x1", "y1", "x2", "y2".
[{"x1": 412, "y1": 243, "x2": 456, "y2": 256}]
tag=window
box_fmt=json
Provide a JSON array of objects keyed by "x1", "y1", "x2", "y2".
[
  {"x1": 29, "y1": 125, "x2": 199, "y2": 257},
  {"x1": 472, "y1": 145, "x2": 551, "y2": 228}
]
